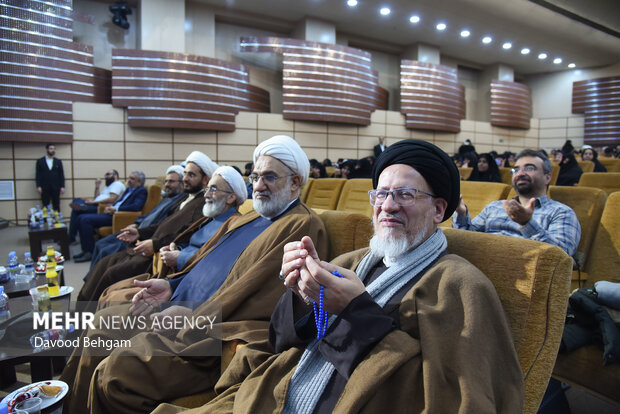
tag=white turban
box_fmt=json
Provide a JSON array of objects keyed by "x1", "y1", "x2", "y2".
[
  {"x1": 185, "y1": 151, "x2": 218, "y2": 177},
  {"x1": 166, "y1": 165, "x2": 184, "y2": 177},
  {"x1": 253, "y1": 135, "x2": 310, "y2": 185},
  {"x1": 213, "y1": 166, "x2": 248, "y2": 205}
]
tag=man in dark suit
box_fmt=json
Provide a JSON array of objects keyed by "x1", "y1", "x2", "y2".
[
  {"x1": 74, "y1": 170, "x2": 148, "y2": 262},
  {"x1": 35, "y1": 143, "x2": 65, "y2": 211},
  {"x1": 373, "y1": 136, "x2": 387, "y2": 158}
]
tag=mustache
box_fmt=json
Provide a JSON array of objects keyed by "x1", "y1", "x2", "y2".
[{"x1": 378, "y1": 212, "x2": 405, "y2": 223}]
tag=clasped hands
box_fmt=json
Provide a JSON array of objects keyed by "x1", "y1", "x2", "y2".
[
  {"x1": 117, "y1": 225, "x2": 154, "y2": 256},
  {"x1": 129, "y1": 279, "x2": 190, "y2": 335},
  {"x1": 160, "y1": 242, "x2": 180, "y2": 267},
  {"x1": 281, "y1": 236, "x2": 365, "y2": 314}
]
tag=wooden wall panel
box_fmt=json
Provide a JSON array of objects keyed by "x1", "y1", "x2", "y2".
[
  {"x1": 572, "y1": 76, "x2": 620, "y2": 147},
  {"x1": 490, "y1": 80, "x2": 531, "y2": 129},
  {"x1": 111, "y1": 49, "x2": 270, "y2": 131},
  {"x1": 400, "y1": 61, "x2": 465, "y2": 133},
  {"x1": 240, "y1": 37, "x2": 383, "y2": 125},
  {"x1": 0, "y1": 0, "x2": 109, "y2": 143}
]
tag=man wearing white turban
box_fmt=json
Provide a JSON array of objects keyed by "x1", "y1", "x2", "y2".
[
  {"x1": 77, "y1": 152, "x2": 215, "y2": 302},
  {"x1": 60, "y1": 136, "x2": 328, "y2": 414}
]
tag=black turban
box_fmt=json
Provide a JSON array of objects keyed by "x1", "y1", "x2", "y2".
[{"x1": 372, "y1": 139, "x2": 460, "y2": 221}]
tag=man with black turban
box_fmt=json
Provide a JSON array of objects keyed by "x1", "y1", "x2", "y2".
[{"x1": 153, "y1": 140, "x2": 524, "y2": 414}]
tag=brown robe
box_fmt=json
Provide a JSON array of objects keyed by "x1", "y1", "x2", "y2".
[
  {"x1": 77, "y1": 190, "x2": 206, "y2": 302},
  {"x1": 60, "y1": 202, "x2": 328, "y2": 414},
  {"x1": 152, "y1": 249, "x2": 524, "y2": 414}
]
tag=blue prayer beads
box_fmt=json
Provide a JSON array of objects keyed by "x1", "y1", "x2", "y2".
[{"x1": 314, "y1": 270, "x2": 343, "y2": 339}]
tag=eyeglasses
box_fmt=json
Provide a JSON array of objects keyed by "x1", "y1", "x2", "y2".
[
  {"x1": 248, "y1": 173, "x2": 294, "y2": 185},
  {"x1": 368, "y1": 188, "x2": 435, "y2": 207},
  {"x1": 511, "y1": 165, "x2": 537, "y2": 175},
  {"x1": 206, "y1": 186, "x2": 232, "y2": 194}
]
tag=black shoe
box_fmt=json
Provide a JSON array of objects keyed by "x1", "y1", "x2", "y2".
[
  {"x1": 74, "y1": 252, "x2": 84, "y2": 259},
  {"x1": 74, "y1": 252, "x2": 92, "y2": 262}
]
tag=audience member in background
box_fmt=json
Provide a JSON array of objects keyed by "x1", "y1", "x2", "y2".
[
  {"x1": 76, "y1": 151, "x2": 217, "y2": 302},
  {"x1": 60, "y1": 135, "x2": 328, "y2": 414},
  {"x1": 333, "y1": 160, "x2": 355, "y2": 179},
  {"x1": 158, "y1": 166, "x2": 246, "y2": 274},
  {"x1": 86, "y1": 165, "x2": 185, "y2": 274},
  {"x1": 243, "y1": 162, "x2": 253, "y2": 176},
  {"x1": 351, "y1": 157, "x2": 373, "y2": 178},
  {"x1": 74, "y1": 170, "x2": 148, "y2": 263},
  {"x1": 35, "y1": 143, "x2": 65, "y2": 211},
  {"x1": 366, "y1": 155, "x2": 376, "y2": 168},
  {"x1": 461, "y1": 151, "x2": 477, "y2": 168},
  {"x1": 322, "y1": 158, "x2": 332, "y2": 167},
  {"x1": 373, "y1": 135, "x2": 387, "y2": 158},
  {"x1": 458, "y1": 138, "x2": 476, "y2": 156},
  {"x1": 556, "y1": 151, "x2": 583, "y2": 186},
  {"x1": 467, "y1": 153, "x2": 502, "y2": 183},
  {"x1": 310, "y1": 159, "x2": 327, "y2": 178},
  {"x1": 561, "y1": 139, "x2": 576, "y2": 156},
  {"x1": 68, "y1": 169, "x2": 125, "y2": 243},
  {"x1": 193, "y1": 139, "x2": 523, "y2": 414},
  {"x1": 602, "y1": 146, "x2": 614, "y2": 158},
  {"x1": 580, "y1": 146, "x2": 607, "y2": 172},
  {"x1": 454, "y1": 149, "x2": 580, "y2": 256}
]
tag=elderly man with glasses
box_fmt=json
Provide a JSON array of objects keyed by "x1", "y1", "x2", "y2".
[
  {"x1": 453, "y1": 149, "x2": 580, "y2": 256},
  {"x1": 182, "y1": 139, "x2": 523, "y2": 414}
]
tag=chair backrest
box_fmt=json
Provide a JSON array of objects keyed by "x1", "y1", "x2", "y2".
[
  {"x1": 300, "y1": 177, "x2": 314, "y2": 203},
  {"x1": 583, "y1": 191, "x2": 620, "y2": 285},
  {"x1": 304, "y1": 178, "x2": 346, "y2": 210},
  {"x1": 458, "y1": 167, "x2": 472, "y2": 180},
  {"x1": 547, "y1": 186, "x2": 607, "y2": 270},
  {"x1": 443, "y1": 228, "x2": 573, "y2": 414},
  {"x1": 238, "y1": 199, "x2": 254, "y2": 215},
  {"x1": 142, "y1": 184, "x2": 162, "y2": 215},
  {"x1": 550, "y1": 164, "x2": 560, "y2": 185},
  {"x1": 577, "y1": 160, "x2": 594, "y2": 173},
  {"x1": 598, "y1": 157, "x2": 620, "y2": 172},
  {"x1": 336, "y1": 178, "x2": 373, "y2": 217},
  {"x1": 578, "y1": 172, "x2": 620, "y2": 195},
  {"x1": 499, "y1": 167, "x2": 513, "y2": 185},
  {"x1": 314, "y1": 209, "x2": 373, "y2": 261},
  {"x1": 325, "y1": 166, "x2": 335, "y2": 177}
]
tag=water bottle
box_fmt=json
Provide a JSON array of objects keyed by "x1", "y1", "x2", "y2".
[
  {"x1": 23, "y1": 252, "x2": 35, "y2": 278},
  {"x1": 29, "y1": 324, "x2": 75, "y2": 349},
  {"x1": 0, "y1": 286, "x2": 10, "y2": 322},
  {"x1": 7, "y1": 251, "x2": 19, "y2": 278}
]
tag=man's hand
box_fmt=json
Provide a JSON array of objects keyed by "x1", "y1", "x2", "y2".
[
  {"x1": 502, "y1": 198, "x2": 535, "y2": 226},
  {"x1": 60, "y1": 187, "x2": 65, "y2": 195},
  {"x1": 160, "y1": 244, "x2": 180, "y2": 268},
  {"x1": 129, "y1": 279, "x2": 173, "y2": 316},
  {"x1": 455, "y1": 194, "x2": 468, "y2": 216},
  {"x1": 95, "y1": 178, "x2": 102, "y2": 187},
  {"x1": 37, "y1": 186, "x2": 42, "y2": 194},
  {"x1": 301, "y1": 259, "x2": 365, "y2": 314},
  {"x1": 149, "y1": 305, "x2": 193, "y2": 336},
  {"x1": 84, "y1": 198, "x2": 95, "y2": 205},
  {"x1": 282, "y1": 236, "x2": 321, "y2": 298},
  {"x1": 118, "y1": 226, "x2": 139, "y2": 242},
  {"x1": 134, "y1": 239, "x2": 154, "y2": 256},
  {"x1": 104, "y1": 206, "x2": 116, "y2": 215}
]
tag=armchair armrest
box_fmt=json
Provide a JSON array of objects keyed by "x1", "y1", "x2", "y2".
[
  {"x1": 112, "y1": 211, "x2": 141, "y2": 233},
  {"x1": 97, "y1": 203, "x2": 111, "y2": 214}
]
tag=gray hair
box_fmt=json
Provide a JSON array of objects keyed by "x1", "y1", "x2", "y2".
[
  {"x1": 515, "y1": 150, "x2": 552, "y2": 174},
  {"x1": 131, "y1": 170, "x2": 146, "y2": 184}
]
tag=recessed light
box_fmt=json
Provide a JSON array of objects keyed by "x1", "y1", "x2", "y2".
[
  {"x1": 553, "y1": 57, "x2": 562, "y2": 64},
  {"x1": 409, "y1": 15, "x2": 420, "y2": 23},
  {"x1": 538, "y1": 52, "x2": 547, "y2": 60},
  {"x1": 502, "y1": 42, "x2": 512, "y2": 50},
  {"x1": 482, "y1": 36, "x2": 492, "y2": 44},
  {"x1": 347, "y1": 0, "x2": 358, "y2": 6},
  {"x1": 521, "y1": 48, "x2": 530, "y2": 55},
  {"x1": 380, "y1": 7, "x2": 390, "y2": 15},
  {"x1": 568, "y1": 63, "x2": 576, "y2": 68},
  {"x1": 460, "y1": 30, "x2": 470, "y2": 37},
  {"x1": 436, "y1": 23, "x2": 446, "y2": 31}
]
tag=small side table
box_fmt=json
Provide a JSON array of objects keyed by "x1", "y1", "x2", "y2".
[{"x1": 28, "y1": 225, "x2": 71, "y2": 260}]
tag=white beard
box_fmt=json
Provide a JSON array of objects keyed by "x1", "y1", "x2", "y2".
[
  {"x1": 253, "y1": 180, "x2": 292, "y2": 218},
  {"x1": 202, "y1": 196, "x2": 227, "y2": 218},
  {"x1": 369, "y1": 209, "x2": 433, "y2": 261}
]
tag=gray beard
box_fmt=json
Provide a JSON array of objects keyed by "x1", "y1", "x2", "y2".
[
  {"x1": 253, "y1": 181, "x2": 291, "y2": 218},
  {"x1": 202, "y1": 196, "x2": 227, "y2": 218},
  {"x1": 369, "y1": 209, "x2": 433, "y2": 260}
]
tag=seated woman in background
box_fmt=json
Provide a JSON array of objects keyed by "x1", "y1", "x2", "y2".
[
  {"x1": 468, "y1": 153, "x2": 502, "y2": 182},
  {"x1": 581, "y1": 146, "x2": 607, "y2": 172},
  {"x1": 461, "y1": 152, "x2": 478, "y2": 168},
  {"x1": 556, "y1": 151, "x2": 583, "y2": 186},
  {"x1": 310, "y1": 159, "x2": 327, "y2": 178}
]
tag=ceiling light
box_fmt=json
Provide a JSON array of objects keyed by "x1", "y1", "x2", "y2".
[
  {"x1": 538, "y1": 52, "x2": 547, "y2": 60},
  {"x1": 347, "y1": 0, "x2": 358, "y2": 6},
  {"x1": 409, "y1": 15, "x2": 420, "y2": 23},
  {"x1": 482, "y1": 36, "x2": 492, "y2": 44},
  {"x1": 380, "y1": 7, "x2": 390, "y2": 15},
  {"x1": 460, "y1": 30, "x2": 470, "y2": 37},
  {"x1": 568, "y1": 63, "x2": 576, "y2": 68},
  {"x1": 436, "y1": 23, "x2": 446, "y2": 31},
  {"x1": 553, "y1": 57, "x2": 562, "y2": 64},
  {"x1": 502, "y1": 42, "x2": 512, "y2": 50},
  {"x1": 521, "y1": 48, "x2": 530, "y2": 55}
]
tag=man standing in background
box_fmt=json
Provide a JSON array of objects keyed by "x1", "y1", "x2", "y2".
[
  {"x1": 373, "y1": 136, "x2": 387, "y2": 158},
  {"x1": 35, "y1": 143, "x2": 65, "y2": 211}
]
